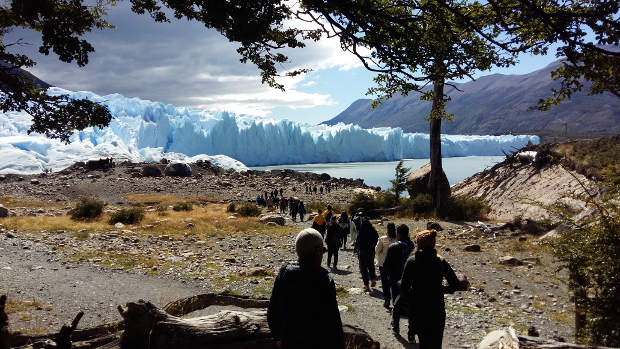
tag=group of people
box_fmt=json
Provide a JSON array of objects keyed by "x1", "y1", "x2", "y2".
[
  {"x1": 304, "y1": 181, "x2": 337, "y2": 195},
  {"x1": 267, "y1": 208, "x2": 462, "y2": 349},
  {"x1": 256, "y1": 191, "x2": 306, "y2": 222}
]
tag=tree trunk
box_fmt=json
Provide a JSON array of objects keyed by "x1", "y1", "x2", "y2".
[
  {"x1": 428, "y1": 79, "x2": 451, "y2": 213},
  {"x1": 118, "y1": 299, "x2": 380, "y2": 349}
]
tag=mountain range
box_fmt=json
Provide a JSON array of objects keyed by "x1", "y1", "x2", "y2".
[{"x1": 323, "y1": 62, "x2": 619, "y2": 136}]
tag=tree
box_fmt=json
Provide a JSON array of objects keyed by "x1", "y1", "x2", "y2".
[
  {"x1": 389, "y1": 160, "x2": 410, "y2": 205},
  {"x1": 303, "y1": 0, "x2": 515, "y2": 212}
]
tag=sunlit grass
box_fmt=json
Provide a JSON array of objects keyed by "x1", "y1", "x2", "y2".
[{"x1": 0, "y1": 195, "x2": 66, "y2": 209}]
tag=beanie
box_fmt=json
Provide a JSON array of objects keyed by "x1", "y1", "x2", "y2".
[{"x1": 416, "y1": 229, "x2": 437, "y2": 250}]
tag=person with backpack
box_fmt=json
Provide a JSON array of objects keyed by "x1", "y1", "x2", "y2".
[
  {"x1": 354, "y1": 213, "x2": 379, "y2": 291},
  {"x1": 312, "y1": 210, "x2": 327, "y2": 237},
  {"x1": 298, "y1": 201, "x2": 306, "y2": 221},
  {"x1": 385, "y1": 224, "x2": 416, "y2": 337},
  {"x1": 399, "y1": 229, "x2": 460, "y2": 347},
  {"x1": 323, "y1": 205, "x2": 334, "y2": 223},
  {"x1": 375, "y1": 222, "x2": 397, "y2": 308}
]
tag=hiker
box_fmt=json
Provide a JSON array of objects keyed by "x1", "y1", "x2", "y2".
[
  {"x1": 312, "y1": 210, "x2": 327, "y2": 237},
  {"x1": 298, "y1": 201, "x2": 306, "y2": 222},
  {"x1": 290, "y1": 198, "x2": 298, "y2": 222},
  {"x1": 354, "y1": 212, "x2": 379, "y2": 291},
  {"x1": 268, "y1": 228, "x2": 345, "y2": 349},
  {"x1": 337, "y1": 212, "x2": 350, "y2": 250},
  {"x1": 375, "y1": 222, "x2": 397, "y2": 308},
  {"x1": 385, "y1": 224, "x2": 416, "y2": 337},
  {"x1": 313, "y1": 185, "x2": 317, "y2": 194},
  {"x1": 325, "y1": 217, "x2": 343, "y2": 270},
  {"x1": 320, "y1": 186, "x2": 324, "y2": 194},
  {"x1": 323, "y1": 204, "x2": 334, "y2": 223},
  {"x1": 400, "y1": 229, "x2": 459, "y2": 347},
  {"x1": 279, "y1": 188, "x2": 284, "y2": 197}
]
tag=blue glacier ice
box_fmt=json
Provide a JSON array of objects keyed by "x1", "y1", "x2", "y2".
[{"x1": 0, "y1": 88, "x2": 539, "y2": 174}]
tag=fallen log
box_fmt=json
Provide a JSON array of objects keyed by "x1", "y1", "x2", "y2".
[
  {"x1": 119, "y1": 297, "x2": 380, "y2": 349},
  {"x1": 163, "y1": 293, "x2": 269, "y2": 316},
  {"x1": 478, "y1": 328, "x2": 619, "y2": 349},
  {"x1": 518, "y1": 335, "x2": 618, "y2": 349},
  {"x1": 8, "y1": 322, "x2": 123, "y2": 347}
]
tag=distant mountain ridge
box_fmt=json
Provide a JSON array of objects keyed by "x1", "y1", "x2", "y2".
[{"x1": 324, "y1": 62, "x2": 620, "y2": 136}]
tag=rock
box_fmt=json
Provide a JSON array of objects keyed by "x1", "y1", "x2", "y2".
[
  {"x1": 464, "y1": 244, "x2": 481, "y2": 252},
  {"x1": 499, "y1": 256, "x2": 524, "y2": 266},
  {"x1": 406, "y1": 162, "x2": 451, "y2": 199},
  {"x1": 164, "y1": 162, "x2": 192, "y2": 177},
  {"x1": 240, "y1": 267, "x2": 271, "y2": 277},
  {"x1": 259, "y1": 215, "x2": 285, "y2": 226},
  {"x1": 30, "y1": 179, "x2": 40, "y2": 185},
  {"x1": 427, "y1": 221, "x2": 443, "y2": 231},
  {"x1": 523, "y1": 219, "x2": 543, "y2": 234},
  {"x1": 348, "y1": 288, "x2": 364, "y2": 295},
  {"x1": 114, "y1": 222, "x2": 125, "y2": 228},
  {"x1": 142, "y1": 165, "x2": 163, "y2": 177},
  {"x1": 528, "y1": 326, "x2": 540, "y2": 337},
  {"x1": 0, "y1": 175, "x2": 5, "y2": 181},
  {"x1": 0, "y1": 205, "x2": 8, "y2": 218},
  {"x1": 457, "y1": 273, "x2": 470, "y2": 291},
  {"x1": 338, "y1": 305, "x2": 349, "y2": 313},
  {"x1": 478, "y1": 327, "x2": 519, "y2": 349}
]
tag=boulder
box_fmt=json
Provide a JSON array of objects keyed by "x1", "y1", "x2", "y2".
[
  {"x1": 142, "y1": 165, "x2": 163, "y2": 177},
  {"x1": 0, "y1": 205, "x2": 8, "y2": 218},
  {"x1": 30, "y1": 179, "x2": 40, "y2": 185},
  {"x1": 240, "y1": 267, "x2": 271, "y2": 277},
  {"x1": 464, "y1": 244, "x2": 481, "y2": 252},
  {"x1": 406, "y1": 163, "x2": 450, "y2": 199},
  {"x1": 164, "y1": 162, "x2": 192, "y2": 177},
  {"x1": 427, "y1": 221, "x2": 443, "y2": 231},
  {"x1": 259, "y1": 215, "x2": 285, "y2": 226},
  {"x1": 499, "y1": 256, "x2": 524, "y2": 266}
]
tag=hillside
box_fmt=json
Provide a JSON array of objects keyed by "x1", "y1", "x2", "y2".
[{"x1": 324, "y1": 62, "x2": 620, "y2": 137}]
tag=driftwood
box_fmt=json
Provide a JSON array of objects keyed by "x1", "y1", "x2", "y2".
[{"x1": 118, "y1": 293, "x2": 380, "y2": 349}]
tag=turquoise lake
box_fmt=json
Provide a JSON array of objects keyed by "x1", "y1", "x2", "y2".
[{"x1": 251, "y1": 156, "x2": 504, "y2": 191}]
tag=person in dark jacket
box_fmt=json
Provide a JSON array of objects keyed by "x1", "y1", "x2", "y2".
[
  {"x1": 298, "y1": 201, "x2": 306, "y2": 221},
  {"x1": 267, "y1": 228, "x2": 344, "y2": 349},
  {"x1": 325, "y1": 217, "x2": 343, "y2": 269},
  {"x1": 290, "y1": 198, "x2": 298, "y2": 221},
  {"x1": 354, "y1": 213, "x2": 379, "y2": 291},
  {"x1": 400, "y1": 229, "x2": 460, "y2": 348},
  {"x1": 338, "y1": 212, "x2": 350, "y2": 249},
  {"x1": 385, "y1": 224, "x2": 416, "y2": 335}
]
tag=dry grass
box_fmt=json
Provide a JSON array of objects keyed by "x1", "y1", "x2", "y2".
[
  {"x1": 0, "y1": 195, "x2": 65, "y2": 209},
  {"x1": 1, "y1": 296, "x2": 44, "y2": 314},
  {"x1": 123, "y1": 193, "x2": 214, "y2": 206},
  {"x1": 2, "y1": 201, "x2": 297, "y2": 239}
]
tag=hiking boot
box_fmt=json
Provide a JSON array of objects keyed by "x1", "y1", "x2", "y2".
[
  {"x1": 383, "y1": 300, "x2": 391, "y2": 309},
  {"x1": 370, "y1": 280, "x2": 376, "y2": 288}
]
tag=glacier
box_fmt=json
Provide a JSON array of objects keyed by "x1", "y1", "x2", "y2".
[{"x1": 0, "y1": 87, "x2": 539, "y2": 174}]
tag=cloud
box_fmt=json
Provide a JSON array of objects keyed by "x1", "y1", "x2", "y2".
[{"x1": 5, "y1": 2, "x2": 359, "y2": 118}]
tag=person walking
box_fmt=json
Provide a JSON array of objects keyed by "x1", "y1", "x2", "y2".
[
  {"x1": 323, "y1": 204, "x2": 334, "y2": 223},
  {"x1": 312, "y1": 210, "x2": 327, "y2": 237},
  {"x1": 290, "y1": 198, "x2": 298, "y2": 222},
  {"x1": 337, "y1": 212, "x2": 350, "y2": 250},
  {"x1": 399, "y1": 229, "x2": 459, "y2": 348},
  {"x1": 298, "y1": 201, "x2": 306, "y2": 222},
  {"x1": 385, "y1": 224, "x2": 416, "y2": 337},
  {"x1": 354, "y1": 213, "x2": 379, "y2": 291},
  {"x1": 267, "y1": 228, "x2": 344, "y2": 349},
  {"x1": 375, "y1": 222, "x2": 397, "y2": 308},
  {"x1": 325, "y1": 217, "x2": 343, "y2": 269}
]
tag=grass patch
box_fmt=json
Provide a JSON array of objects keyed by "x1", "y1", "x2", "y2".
[
  {"x1": 172, "y1": 202, "x2": 193, "y2": 211},
  {"x1": 69, "y1": 198, "x2": 105, "y2": 220},
  {"x1": 253, "y1": 285, "x2": 272, "y2": 296},
  {"x1": 2, "y1": 297, "x2": 44, "y2": 314},
  {"x1": 124, "y1": 193, "x2": 210, "y2": 206},
  {"x1": 108, "y1": 207, "x2": 145, "y2": 225},
  {"x1": 64, "y1": 249, "x2": 180, "y2": 272},
  {"x1": 336, "y1": 286, "x2": 349, "y2": 298},
  {"x1": 237, "y1": 204, "x2": 262, "y2": 217}
]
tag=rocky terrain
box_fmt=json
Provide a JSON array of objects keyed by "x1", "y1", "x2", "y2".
[{"x1": 0, "y1": 160, "x2": 577, "y2": 348}]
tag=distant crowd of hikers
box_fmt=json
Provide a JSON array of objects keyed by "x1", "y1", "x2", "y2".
[{"x1": 267, "y1": 205, "x2": 464, "y2": 349}]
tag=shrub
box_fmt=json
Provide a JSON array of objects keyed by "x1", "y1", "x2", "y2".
[
  {"x1": 155, "y1": 204, "x2": 168, "y2": 216},
  {"x1": 404, "y1": 193, "x2": 434, "y2": 215},
  {"x1": 347, "y1": 193, "x2": 380, "y2": 218},
  {"x1": 237, "y1": 203, "x2": 261, "y2": 217},
  {"x1": 69, "y1": 198, "x2": 104, "y2": 220},
  {"x1": 172, "y1": 202, "x2": 193, "y2": 211},
  {"x1": 109, "y1": 207, "x2": 145, "y2": 225},
  {"x1": 441, "y1": 196, "x2": 488, "y2": 221},
  {"x1": 226, "y1": 202, "x2": 236, "y2": 212}
]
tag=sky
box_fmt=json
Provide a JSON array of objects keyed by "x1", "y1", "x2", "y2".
[{"x1": 7, "y1": 2, "x2": 560, "y2": 125}]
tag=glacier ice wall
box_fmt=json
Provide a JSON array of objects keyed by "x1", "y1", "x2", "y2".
[{"x1": 0, "y1": 88, "x2": 539, "y2": 174}]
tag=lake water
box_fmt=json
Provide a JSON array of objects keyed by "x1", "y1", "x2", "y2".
[{"x1": 251, "y1": 156, "x2": 504, "y2": 191}]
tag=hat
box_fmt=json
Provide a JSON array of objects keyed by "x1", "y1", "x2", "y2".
[
  {"x1": 295, "y1": 228, "x2": 326, "y2": 259},
  {"x1": 416, "y1": 229, "x2": 437, "y2": 250}
]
